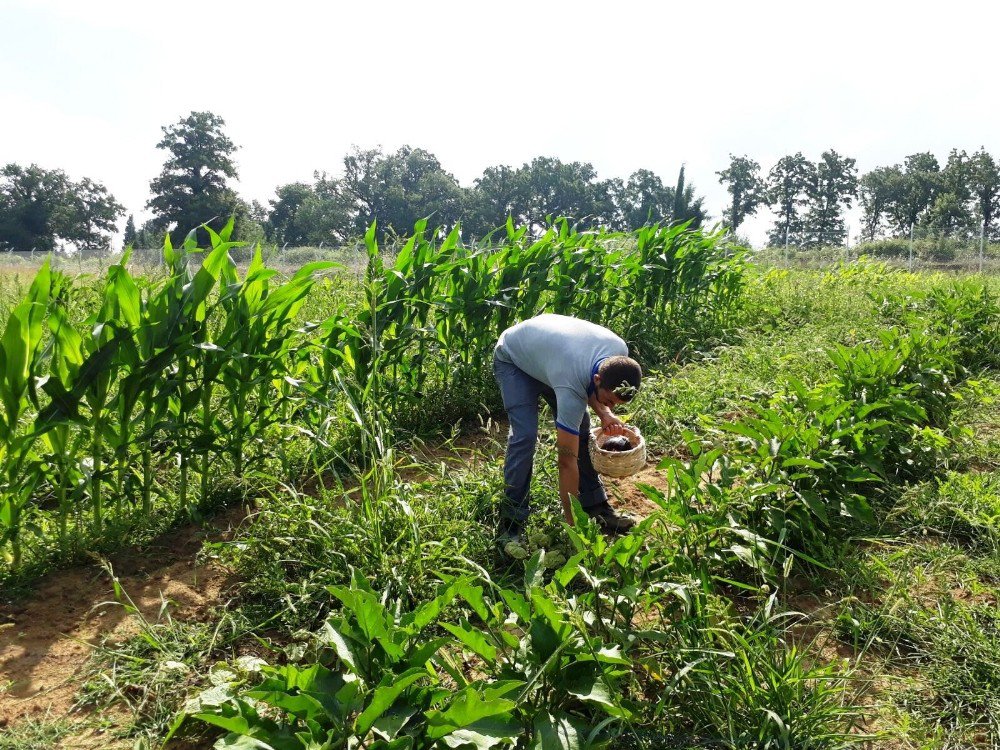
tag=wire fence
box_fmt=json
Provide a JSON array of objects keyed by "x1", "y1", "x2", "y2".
[
  {"x1": 752, "y1": 228, "x2": 1000, "y2": 274},
  {"x1": 4, "y1": 228, "x2": 1000, "y2": 278}
]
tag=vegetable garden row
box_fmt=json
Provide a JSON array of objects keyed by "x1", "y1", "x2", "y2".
[{"x1": 0, "y1": 218, "x2": 743, "y2": 583}]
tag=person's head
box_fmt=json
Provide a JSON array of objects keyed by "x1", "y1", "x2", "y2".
[{"x1": 593, "y1": 356, "x2": 642, "y2": 408}]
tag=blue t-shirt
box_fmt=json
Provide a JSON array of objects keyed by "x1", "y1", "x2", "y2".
[{"x1": 494, "y1": 314, "x2": 628, "y2": 434}]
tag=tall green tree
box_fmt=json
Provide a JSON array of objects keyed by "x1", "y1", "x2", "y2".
[
  {"x1": 146, "y1": 111, "x2": 241, "y2": 245},
  {"x1": 669, "y1": 165, "x2": 707, "y2": 229},
  {"x1": 266, "y1": 182, "x2": 314, "y2": 245},
  {"x1": 339, "y1": 146, "x2": 463, "y2": 240},
  {"x1": 618, "y1": 169, "x2": 673, "y2": 229},
  {"x1": 122, "y1": 213, "x2": 137, "y2": 249},
  {"x1": 886, "y1": 152, "x2": 940, "y2": 235},
  {"x1": 858, "y1": 166, "x2": 904, "y2": 241},
  {"x1": 591, "y1": 177, "x2": 626, "y2": 231},
  {"x1": 803, "y1": 150, "x2": 857, "y2": 246},
  {"x1": 717, "y1": 155, "x2": 765, "y2": 232},
  {"x1": 766, "y1": 153, "x2": 813, "y2": 246},
  {"x1": 464, "y1": 165, "x2": 524, "y2": 239},
  {"x1": 67, "y1": 177, "x2": 125, "y2": 255},
  {"x1": 926, "y1": 149, "x2": 973, "y2": 235},
  {"x1": 968, "y1": 148, "x2": 1000, "y2": 241},
  {"x1": 294, "y1": 172, "x2": 355, "y2": 245},
  {"x1": 0, "y1": 163, "x2": 123, "y2": 253},
  {"x1": 515, "y1": 157, "x2": 601, "y2": 229}
]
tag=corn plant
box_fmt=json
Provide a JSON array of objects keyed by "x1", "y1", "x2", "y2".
[
  {"x1": 0, "y1": 263, "x2": 53, "y2": 567},
  {"x1": 0, "y1": 216, "x2": 750, "y2": 581}
]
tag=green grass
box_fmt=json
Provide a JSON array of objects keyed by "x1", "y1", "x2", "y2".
[
  {"x1": 0, "y1": 716, "x2": 76, "y2": 750},
  {"x1": 835, "y1": 564, "x2": 1000, "y2": 746}
]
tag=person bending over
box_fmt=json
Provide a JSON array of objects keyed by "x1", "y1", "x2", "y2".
[{"x1": 493, "y1": 313, "x2": 641, "y2": 543}]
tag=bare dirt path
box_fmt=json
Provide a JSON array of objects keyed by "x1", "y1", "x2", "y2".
[{"x1": 0, "y1": 505, "x2": 248, "y2": 738}]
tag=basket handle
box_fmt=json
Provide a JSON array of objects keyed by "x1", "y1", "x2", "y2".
[{"x1": 593, "y1": 424, "x2": 641, "y2": 438}]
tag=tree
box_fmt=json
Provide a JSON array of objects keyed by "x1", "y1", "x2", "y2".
[
  {"x1": 803, "y1": 150, "x2": 857, "y2": 245},
  {"x1": 925, "y1": 149, "x2": 973, "y2": 235},
  {"x1": 146, "y1": 111, "x2": 240, "y2": 245},
  {"x1": 0, "y1": 164, "x2": 70, "y2": 252},
  {"x1": 968, "y1": 148, "x2": 1000, "y2": 241},
  {"x1": 669, "y1": 165, "x2": 707, "y2": 229},
  {"x1": 859, "y1": 166, "x2": 903, "y2": 241},
  {"x1": 886, "y1": 152, "x2": 940, "y2": 236},
  {"x1": 339, "y1": 146, "x2": 464, "y2": 240},
  {"x1": 64, "y1": 177, "x2": 124, "y2": 256},
  {"x1": 122, "y1": 213, "x2": 137, "y2": 249},
  {"x1": 232, "y1": 198, "x2": 267, "y2": 251},
  {"x1": 135, "y1": 218, "x2": 162, "y2": 249},
  {"x1": 464, "y1": 165, "x2": 524, "y2": 239},
  {"x1": 0, "y1": 163, "x2": 123, "y2": 254},
  {"x1": 717, "y1": 155, "x2": 766, "y2": 232},
  {"x1": 515, "y1": 157, "x2": 601, "y2": 230},
  {"x1": 618, "y1": 169, "x2": 673, "y2": 230},
  {"x1": 294, "y1": 172, "x2": 355, "y2": 245},
  {"x1": 266, "y1": 182, "x2": 314, "y2": 245},
  {"x1": 766, "y1": 153, "x2": 813, "y2": 246},
  {"x1": 590, "y1": 177, "x2": 626, "y2": 231}
]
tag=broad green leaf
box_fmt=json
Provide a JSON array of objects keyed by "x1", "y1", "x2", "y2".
[
  {"x1": 532, "y1": 712, "x2": 585, "y2": 750},
  {"x1": 799, "y1": 490, "x2": 829, "y2": 526},
  {"x1": 782, "y1": 457, "x2": 825, "y2": 469},
  {"x1": 213, "y1": 735, "x2": 279, "y2": 749},
  {"x1": 440, "y1": 621, "x2": 497, "y2": 662},
  {"x1": 425, "y1": 688, "x2": 516, "y2": 739},
  {"x1": 523, "y1": 549, "x2": 546, "y2": 589},
  {"x1": 563, "y1": 662, "x2": 627, "y2": 717},
  {"x1": 499, "y1": 589, "x2": 530, "y2": 623},
  {"x1": 319, "y1": 621, "x2": 360, "y2": 674},
  {"x1": 354, "y1": 668, "x2": 425, "y2": 737},
  {"x1": 440, "y1": 719, "x2": 520, "y2": 749},
  {"x1": 454, "y1": 581, "x2": 489, "y2": 622}
]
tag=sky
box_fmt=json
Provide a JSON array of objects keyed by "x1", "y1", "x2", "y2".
[{"x1": 2, "y1": 0, "x2": 999, "y2": 247}]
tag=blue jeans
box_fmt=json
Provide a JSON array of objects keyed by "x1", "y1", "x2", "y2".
[{"x1": 493, "y1": 355, "x2": 608, "y2": 523}]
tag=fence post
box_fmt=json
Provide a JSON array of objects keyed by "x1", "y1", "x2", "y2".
[
  {"x1": 908, "y1": 224, "x2": 914, "y2": 272},
  {"x1": 980, "y1": 221, "x2": 986, "y2": 274},
  {"x1": 783, "y1": 225, "x2": 789, "y2": 265}
]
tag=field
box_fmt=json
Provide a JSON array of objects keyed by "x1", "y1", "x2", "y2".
[{"x1": 1, "y1": 220, "x2": 999, "y2": 749}]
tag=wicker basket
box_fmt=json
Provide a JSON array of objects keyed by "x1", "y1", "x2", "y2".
[{"x1": 589, "y1": 425, "x2": 646, "y2": 478}]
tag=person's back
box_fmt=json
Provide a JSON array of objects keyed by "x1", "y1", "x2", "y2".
[{"x1": 494, "y1": 314, "x2": 628, "y2": 435}]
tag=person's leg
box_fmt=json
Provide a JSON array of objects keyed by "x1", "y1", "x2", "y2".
[{"x1": 494, "y1": 357, "x2": 542, "y2": 526}]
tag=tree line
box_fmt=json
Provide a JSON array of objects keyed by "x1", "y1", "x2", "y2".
[
  {"x1": 4, "y1": 109, "x2": 999, "y2": 253},
  {"x1": 717, "y1": 149, "x2": 1000, "y2": 247},
  {"x1": 1, "y1": 111, "x2": 708, "y2": 254}
]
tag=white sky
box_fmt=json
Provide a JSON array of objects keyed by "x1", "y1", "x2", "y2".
[{"x1": 2, "y1": 0, "x2": 999, "y2": 247}]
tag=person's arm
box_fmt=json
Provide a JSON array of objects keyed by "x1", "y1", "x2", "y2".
[
  {"x1": 588, "y1": 392, "x2": 625, "y2": 436},
  {"x1": 555, "y1": 428, "x2": 581, "y2": 525}
]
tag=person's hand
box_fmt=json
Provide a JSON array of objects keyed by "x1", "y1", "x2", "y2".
[{"x1": 601, "y1": 414, "x2": 626, "y2": 436}]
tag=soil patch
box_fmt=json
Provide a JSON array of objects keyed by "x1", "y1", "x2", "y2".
[
  {"x1": 0, "y1": 505, "x2": 248, "y2": 735},
  {"x1": 604, "y1": 461, "x2": 670, "y2": 519}
]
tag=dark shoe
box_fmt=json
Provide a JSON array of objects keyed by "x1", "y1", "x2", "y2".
[{"x1": 587, "y1": 503, "x2": 635, "y2": 534}]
